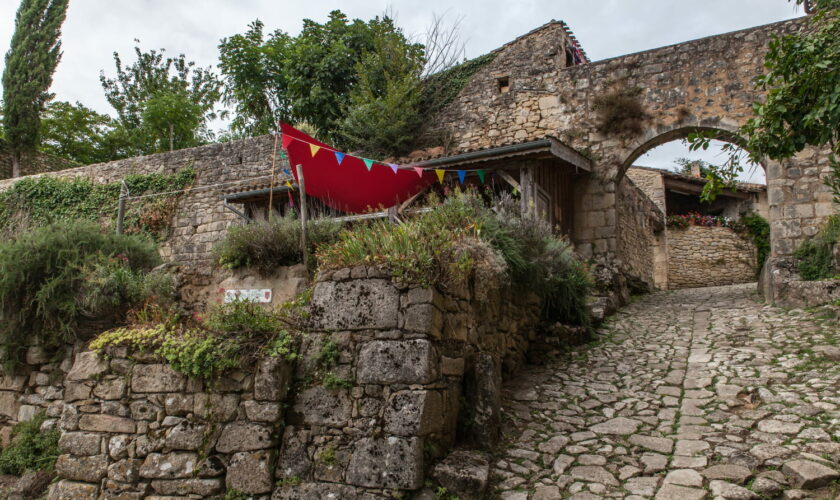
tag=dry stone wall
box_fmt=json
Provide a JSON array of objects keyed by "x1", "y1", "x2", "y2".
[
  {"x1": 47, "y1": 348, "x2": 292, "y2": 499},
  {"x1": 666, "y1": 225, "x2": 757, "y2": 289},
  {"x1": 616, "y1": 177, "x2": 664, "y2": 290}
]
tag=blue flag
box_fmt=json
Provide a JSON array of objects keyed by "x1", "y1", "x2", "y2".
[
  {"x1": 334, "y1": 151, "x2": 346, "y2": 165},
  {"x1": 458, "y1": 170, "x2": 466, "y2": 184}
]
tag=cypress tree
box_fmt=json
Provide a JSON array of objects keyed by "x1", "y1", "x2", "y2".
[{"x1": 2, "y1": 0, "x2": 69, "y2": 178}]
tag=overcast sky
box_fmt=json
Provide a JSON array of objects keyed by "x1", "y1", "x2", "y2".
[{"x1": 0, "y1": 1, "x2": 805, "y2": 182}]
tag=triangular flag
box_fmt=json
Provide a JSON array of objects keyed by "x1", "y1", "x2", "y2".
[
  {"x1": 281, "y1": 134, "x2": 293, "y2": 149},
  {"x1": 309, "y1": 144, "x2": 321, "y2": 157},
  {"x1": 285, "y1": 181, "x2": 293, "y2": 188},
  {"x1": 282, "y1": 169, "x2": 290, "y2": 176},
  {"x1": 457, "y1": 170, "x2": 466, "y2": 184},
  {"x1": 334, "y1": 151, "x2": 346, "y2": 165},
  {"x1": 363, "y1": 158, "x2": 374, "y2": 171},
  {"x1": 477, "y1": 170, "x2": 486, "y2": 184},
  {"x1": 435, "y1": 170, "x2": 445, "y2": 183},
  {"x1": 389, "y1": 163, "x2": 399, "y2": 174},
  {"x1": 413, "y1": 167, "x2": 425, "y2": 178},
  {"x1": 279, "y1": 150, "x2": 287, "y2": 159}
]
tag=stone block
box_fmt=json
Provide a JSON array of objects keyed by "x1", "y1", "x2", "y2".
[
  {"x1": 356, "y1": 340, "x2": 438, "y2": 385},
  {"x1": 130, "y1": 364, "x2": 185, "y2": 393},
  {"x1": 243, "y1": 401, "x2": 281, "y2": 422},
  {"x1": 139, "y1": 452, "x2": 199, "y2": 479},
  {"x1": 0, "y1": 391, "x2": 20, "y2": 419},
  {"x1": 108, "y1": 458, "x2": 142, "y2": 483},
  {"x1": 226, "y1": 450, "x2": 274, "y2": 494},
  {"x1": 66, "y1": 351, "x2": 108, "y2": 382},
  {"x1": 215, "y1": 422, "x2": 274, "y2": 453},
  {"x1": 62, "y1": 382, "x2": 91, "y2": 403},
  {"x1": 254, "y1": 357, "x2": 293, "y2": 401},
  {"x1": 293, "y1": 386, "x2": 352, "y2": 428},
  {"x1": 48, "y1": 480, "x2": 99, "y2": 500},
  {"x1": 149, "y1": 478, "x2": 224, "y2": 496},
  {"x1": 58, "y1": 432, "x2": 101, "y2": 456},
  {"x1": 193, "y1": 394, "x2": 239, "y2": 421},
  {"x1": 384, "y1": 390, "x2": 444, "y2": 436},
  {"x1": 273, "y1": 482, "x2": 359, "y2": 499},
  {"x1": 432, "y1": 450, "x2": 490, "y2": 500},
  {"x1": 78, "y1": 414, "x2": 135, "y2": 434},
  {"x1": 311, "y1": 279, "x2": 399, "y2": 330},
  {"x1": 93, "y1": 378, "x2": 126, "y2": 400},
  {"x1": 55, "y1": 454, "x2": 108, "y2": 483},
  {"x1": 163, "y1": 394, "x2": 194, "y2": 416},
  {"x1": 165, "y1": 420, "x2": 208, "y2": 451},
  {"x1": 276, "y1": 426, "x2": 312, "y2": 480},
  {"x1": 782, "y1": 459, "x2": 840, "y2": 489},
  {"x1": 345, "y1": 436, "x2": 423, "y2": 489},
  {"x1": 0, "y1": 373, "x2": 27, "y2": 391},
  {"x1": 17, "y1": 404, "x2": 39, "y2": 422}
]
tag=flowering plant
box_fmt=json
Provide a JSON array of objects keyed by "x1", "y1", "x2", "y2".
[{"x1": 666, "y1": 212, "x2": 740, "y2": 230}]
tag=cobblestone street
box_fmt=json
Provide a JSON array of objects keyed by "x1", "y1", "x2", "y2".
[{"x1": 493, "y1": 284, "x2": 840, "y2": 500}]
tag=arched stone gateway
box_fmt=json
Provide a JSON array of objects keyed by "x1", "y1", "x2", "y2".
[{"x1": 421, "y1": 17, "x2": 835, "y2": 304}]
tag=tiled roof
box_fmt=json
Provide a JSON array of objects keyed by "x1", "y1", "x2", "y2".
[{"x1": 629, "y1": 165, "x2": 766, "y2": 193}]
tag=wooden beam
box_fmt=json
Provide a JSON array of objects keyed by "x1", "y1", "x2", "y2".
[
  {"x1": 497, "y1": 170, "x2": 521, "y2": 191},
  {"x1": 548, "y1": 137, "x2": 592, "y2": 172}
]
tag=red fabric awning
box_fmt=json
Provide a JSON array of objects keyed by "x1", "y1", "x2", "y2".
[{"x1": 281, "y1": 122, "x2": 435, "y2": 214}]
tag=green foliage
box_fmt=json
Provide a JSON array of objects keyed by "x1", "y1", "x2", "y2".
[
  {"x1": 738, "y1": 212, "x2": 771, "y2": 272},
  {"x1": 317, "y1": 340, "x2": 340, "y2": 367},
  {"x1": 92, "y1": 298, "x2": 304, "y2": 379},
  {"x1": 39, "y1": 100, "x2": 125, "y2": 165},
  {"x1": 2, "y1": 0, "x2": 69, "y2": 177},
  {"x1": 100, "y1": 43, "x2": 222, "y2": 155},
  {"x1": 0, "y1": 412, "x2": 60, "y2": 475},
  {"x1": 0, "y1": 167, "x2": 195, "y2": 239},
  {"x1": 338, "y1": 17, "x2": 425, "y2": 156},
  {"x1": 213, "y1": 212, "x2": 342, "y2": 274},
  {"x1": 276, "y1": 476, "x2": 302, "y2": 488},
  {"x1": 318, "y1": 444, "x2": 337, "y2": 464},
  {"x1": 0, "y1": 221, "x2": 162, "y2": 367},
  {"x1": 318, "y1": 190, "x2": 593, "y2": 326},
  {"x1": 673, "y1": 158, "x2": 714, "y2": 178},
  {"x1": 322, "y1": 372, "x2": 354, "y2": 390},
  {"x1": 795, "y1": 215, "x2": 840, "y2": 280},
  {"x1": 221, "y1": 489, "x2": 247, "y2": 500},
  {"x1": 592, "y1": 86, "x2": 649, "y2": 138}
]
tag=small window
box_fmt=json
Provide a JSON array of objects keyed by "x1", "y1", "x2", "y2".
[{"x1": 497, "y1": 76, "x2": 510, "y2": 93}]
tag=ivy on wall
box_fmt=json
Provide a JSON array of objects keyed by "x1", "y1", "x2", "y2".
[{"x1": 0, "y1": 167, "x2": 196, "y2": 239}]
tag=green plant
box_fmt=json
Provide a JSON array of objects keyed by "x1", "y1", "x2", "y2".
[
  {"x1": 319, "y1": 444, "x2": 337, "y2": 465},
  {"x1": 157, "y1": 330, "x2": 242, "y2": 380},
  {"x1": 322, "y1": 372, "x2": 354, "y2": 389},
  {"x1": 276, "y1": 476, "x2": 302, "y2": 488},
  {"x1": 265, "y1": 330, "x2": 299, "y2": 361},
  {"x1": 738, "y1": 211, "x2": 771, "y2": 273},
  {"x1": 0, "y1": 221, "x2": 164, "y2": 368},
  {"x1": 213, "y1": 212, "x2": 342, "y2": 274},
  {"x1": 0, "y1": 412, "x2": 60, "y2": 475},
  {"x1": 317, "y1": 340, "x2": 340, "y2": 367},
  {"x1": 795, "y1": 215, "x2": 840, "y2": 280},
  {"x1": 221, "y1": 489, "x2": 247, "y2": 500},
  {"x1": 592, "y1": 86, "x2": 649, "y2": 138}
]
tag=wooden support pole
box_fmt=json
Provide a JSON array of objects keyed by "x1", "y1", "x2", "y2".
[
  {"x1": 295, "y1": 164, "x2": 309, "y2": 269},
  {"x1": 268, "y1": 132, "x2": 280, "y2": 221},
  {"x1": 116, "y1": 181, "x2": 128, "y2": 235}
]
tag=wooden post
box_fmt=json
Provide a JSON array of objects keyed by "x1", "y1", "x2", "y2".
[
  {"x1": 268, "y1": 132, "x2": 280, "y2": 221},
  {"x1": 116, "y1": 181, "x2": 128, "y2": 235},
  {"x1": 295, "y1": 164, "x2": 309, "y2": 269}
]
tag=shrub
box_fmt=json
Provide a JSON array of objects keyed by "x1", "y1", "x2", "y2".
[
  {"x1": 738, "y1": 212, "x2": 771, "y2": 273},
  {"x1": 0, "y1": 412, "x2": 60, "y2": 475},
  {"x1": 0, "y1": 221, "x2": 165, "y2": 367},
  {"x1": 795, "y1": 215, "x2": 840, "y2": 280},
  {"x1": 213, "y1": 212, "x2": 343, "y2": 274},
  {"x1": 91, "y1": 296, "x2": 306, "y2": 379},
  {"x1": 592, "y1": 86, "x2": 649, "y2": 138},
  {"x1": 318, "y1": 190, "x2": 593, "y2": 327}
]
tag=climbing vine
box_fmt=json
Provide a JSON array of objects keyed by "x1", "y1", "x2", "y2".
[{"x1": 0, "y1": 167, "x2": 196, "y2": 239}]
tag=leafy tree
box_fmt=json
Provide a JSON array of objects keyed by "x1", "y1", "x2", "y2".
[
  {"x1": 100, "y1": 43, "x2": 222, "y2": 154},
  {"x1": 337, "y1": 17, "x2": 425, "y2": 156},
  {"x1": 218, "y1": 20, "x2": 291, "y2": 136},
  {"x1": 2, "y1": 0, "x2": 69, "y2": 177},
  {"x1": 673, "y1": 158, "x2": 714, "y2": 177},
  {"x1": 690, "y1": 0, "x2": 840, "y2": 202},
  {"x1": 39, "y1": 101, "x2": 127, "y2": 165}
]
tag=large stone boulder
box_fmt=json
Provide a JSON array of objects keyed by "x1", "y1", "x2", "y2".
[{"x1": 432, "y1": 451, "x2": 490, "y2": 500}]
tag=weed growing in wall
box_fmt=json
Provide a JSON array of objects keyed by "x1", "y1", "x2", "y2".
[
  {"x1": 0, "y1": 412, "x2": 60, "y2": 475},
  {"x1": 592, "y1": 86, "x2": 649, "y2": 138},
  {"x1": 795, "y1": 215, "x2": 840, "y2": 280}
]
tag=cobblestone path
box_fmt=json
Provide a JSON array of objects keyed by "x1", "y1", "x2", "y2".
[{"x1": 493, "y1": 284, "x2": 840, "y2": 500}]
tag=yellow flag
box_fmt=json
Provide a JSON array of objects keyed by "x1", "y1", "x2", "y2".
[
  {"x1": 309, "y1": 144, "x2": 321, "y2": 157},
  {"x1": 435, "y1": 169, "x2": 445, "y2": 183}
]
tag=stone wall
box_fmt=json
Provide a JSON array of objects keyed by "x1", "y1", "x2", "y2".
[
  {"x1": 46, "y1": 348, "x2": 291, "y2": 499},
  {"x1": 667, "y1": 225, "x2": 757, "y2": 289},
  {"x1": 0, "y1": 136, "x2": 291, "y2": 306},
  {"x1": 3, "y1": 267, "x2": 571, "y2": 499},
  {"x1": 625, "y1": 168, "x2": 666, "y2": 213},
  {"x1": 616, "y1": 177, "x2": 664, "y2": 290},
  {"x1": 274, "y1": 267, "x2": 548, "y2": 498}
]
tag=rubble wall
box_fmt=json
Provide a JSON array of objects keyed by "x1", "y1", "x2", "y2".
[
  {"x1": 667, "y1": 225, "x2": 757, "y2": 289},
  {"x1": 616, "y1": 176, "x2": 664, "y2": 290}
]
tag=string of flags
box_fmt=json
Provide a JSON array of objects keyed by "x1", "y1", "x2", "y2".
[{"x1": 279, "y1": 132, "x2": 489, "y2": 185}]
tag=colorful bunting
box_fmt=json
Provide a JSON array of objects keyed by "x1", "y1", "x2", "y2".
[
  {"x1": 388, "y1": 163, "x2": 399, "y2": 174},
  {"x1": 309, "y1": 144, "x2": 321, "y2": 157},
  {"x1": 435, "y1": 170, "x2": 445, "y2": 183},
  {"x1": 413, "y1": 167, "x2": 425, "y2": 178},
  {"x1": 282, "y1": 169, "x2": 291, "y2": 176},
  {"x1": 334, "y1": 151, "x2": 346, "y2": 165},
  {"x1": 477, "y1": 170, "x2": 486, "y2": 184},
  {"x1": 363, "y1": 158, "x2": 375, "y2": 171},
  {"x1": 285, "y1": 181, "x2": 293, "y2": 188},
  {"x1": 457, "y1": 170, "x2": 466, "y2": 184}
]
